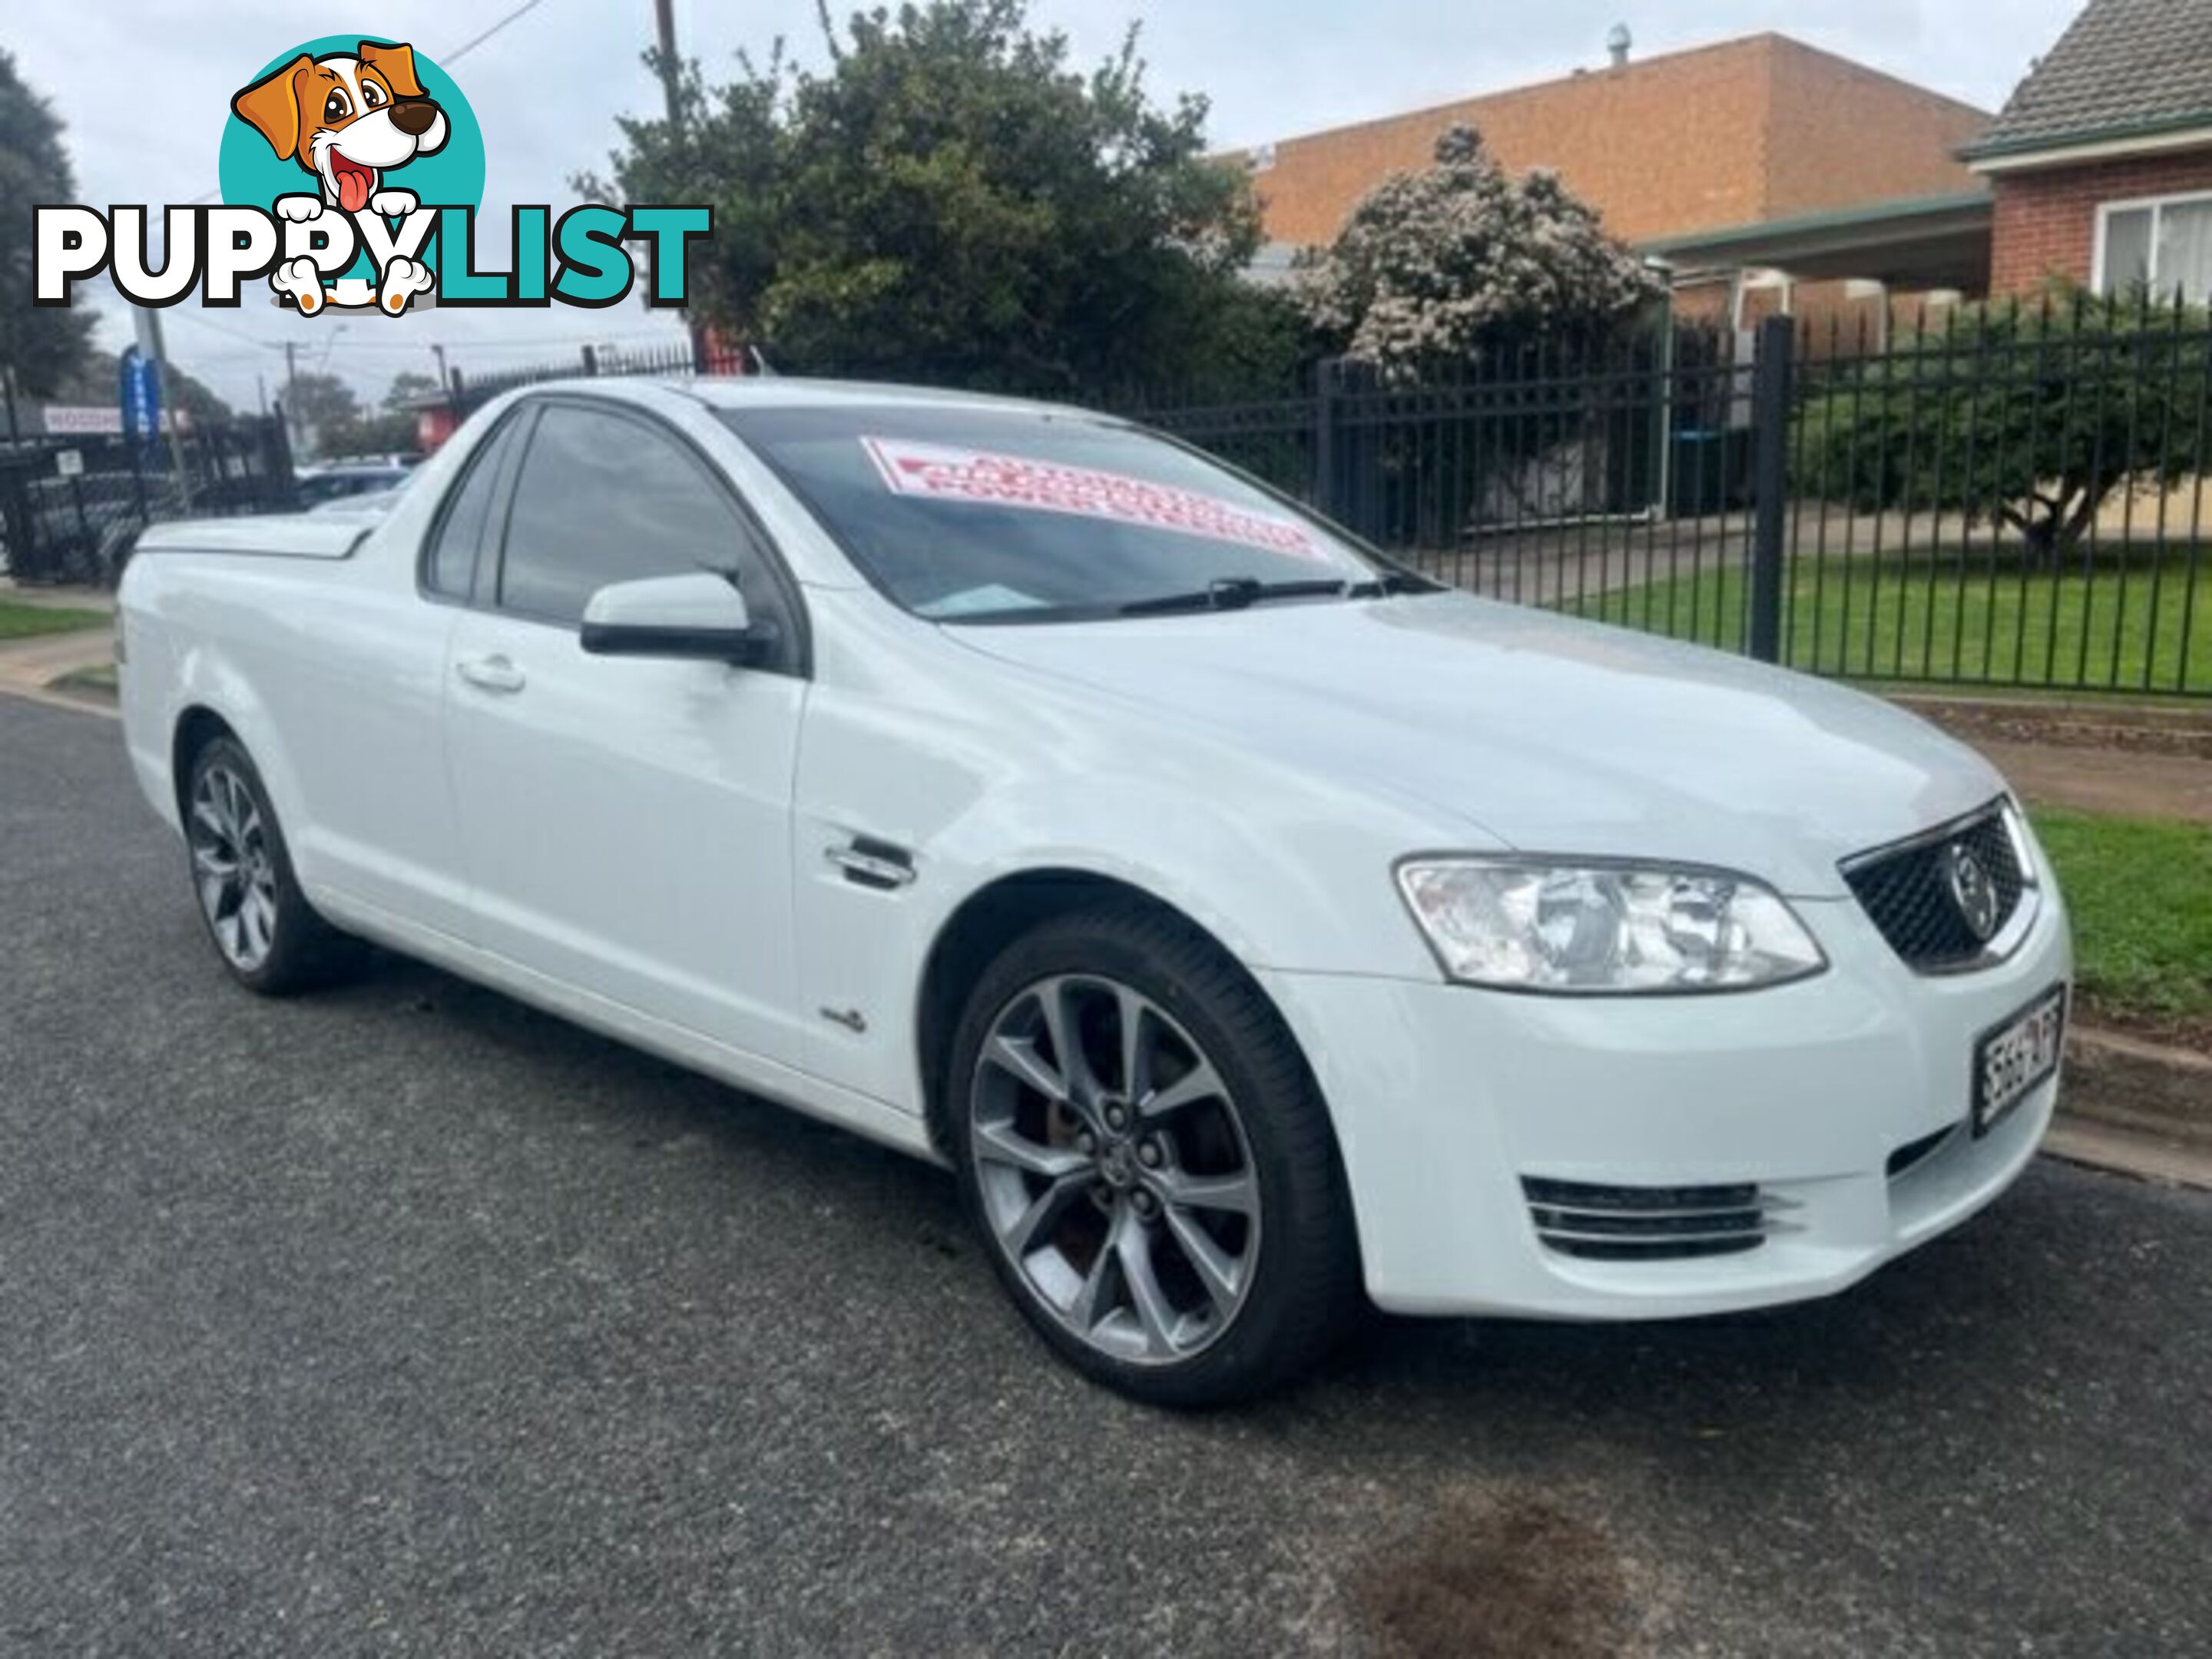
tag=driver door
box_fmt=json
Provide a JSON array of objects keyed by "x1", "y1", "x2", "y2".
[{"x1": 441, "y1": 396, "x2": 813, "y2": 1070}]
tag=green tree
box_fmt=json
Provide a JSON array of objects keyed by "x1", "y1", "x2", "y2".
[
  {"x1": 310, "y1": 369, "x2": 436, "y2": 456},
  {"x1": 382, "y1": 370, "x2": 441, "y2": 414},
  {"x1": 280, "y1": 371, "x2": 361, "y2": 458},
  {"x1": 0, "y1": 48, "x2": 96, "y2": 396},
  {"x1": 1797, "y1": 290, "x2": 2212, "y2": 556},
  {"x1": 1296, "y1": 124, "x2": 1664, "y2": 374},
  {"x1": 581, "y1": 0, "x2": 1300, "y2": 398}
]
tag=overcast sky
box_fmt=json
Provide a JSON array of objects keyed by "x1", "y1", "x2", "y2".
[{"x1": 14, "y1": 0, "x2": 2085, "y2": 414}]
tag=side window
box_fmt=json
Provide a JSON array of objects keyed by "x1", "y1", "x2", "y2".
[
  {"x1": 496, "y1": 403, "x2": 782, "y2": 637},
  {"x1": 424, "y1": 413, "x2": 518, "y2": 599}
]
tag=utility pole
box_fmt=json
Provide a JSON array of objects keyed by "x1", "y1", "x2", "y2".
[
  {"x1": 284, "y1": 339, "x2": 300, "y2": 457},
  {"x1": 653, "y1": 0, "x2": 710, "y2": 371},
  {"x1": 257, "y1": 373, "x2": 267, "y2": 418},
  {"x1": 431, "y1": 342, "x2": 449, "y2": 389},
  {"x1": 136, "y1": 303, "x2": 194, "y2": 507},
  {"x1": 653, "y1": 0, "x2": 680, "y2": 123}
]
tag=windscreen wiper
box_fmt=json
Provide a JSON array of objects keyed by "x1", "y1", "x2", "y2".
[
  {"x1": 1345, "y1": 571, "x2": 1442, "y2": 598},
  {"x1": 1118, "y1": 577, "x2": 1354, "y2": 617}
]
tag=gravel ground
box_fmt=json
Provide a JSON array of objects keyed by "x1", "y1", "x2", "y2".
[{"x1": 3, "y1": 694, "x2": 2209, "y2": 1657}]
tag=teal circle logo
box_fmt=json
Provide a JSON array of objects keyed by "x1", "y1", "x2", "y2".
[{"x1": 219, "y1": 35, "x2": 484, "y2": 282}]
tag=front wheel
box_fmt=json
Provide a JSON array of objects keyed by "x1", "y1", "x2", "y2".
[
  {"x1": 183, "y1": 737, "x2": 359, "y2": 995},
  {"x1": 948, "y1": 902, "x2": 1361, "y2": 1406}
]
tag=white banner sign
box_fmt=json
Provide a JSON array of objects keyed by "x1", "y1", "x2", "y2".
[
  {"x1": 861, "y1": 437, "x2": 1326, "y2": 560},
  {"x1": 35, "y1": 405, "x2": 179, "y2": 437},
  {"x1": 40, "y1": 405, "x2": 124, "y2": 435}
]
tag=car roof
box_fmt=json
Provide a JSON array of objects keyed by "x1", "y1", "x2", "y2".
[{"x1": 509, "y1": 375, "x2": 1096, "y2": 422}]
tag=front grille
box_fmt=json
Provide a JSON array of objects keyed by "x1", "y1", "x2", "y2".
[
  {"x1": 1843, "y1": 804, "x2": 2027, "y2": 972},
  {"x1": 1523, "y1": 1177, "x2": 1774, "y2": 1260}
]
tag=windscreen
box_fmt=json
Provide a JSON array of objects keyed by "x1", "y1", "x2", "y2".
[{"x1": 719, "y1": 404, "x2": 1377, "y2": 622}]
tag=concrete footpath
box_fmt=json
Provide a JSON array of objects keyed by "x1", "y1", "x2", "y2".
[
  {"x1": 1897, "y1": 693, "x2": 2212, "y2": 826},
  {"x1": 0, "y1": 584, "x2": 115, "y2": 712}
]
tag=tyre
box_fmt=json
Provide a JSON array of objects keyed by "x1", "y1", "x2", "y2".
[
  {"x1": 182, "y1": 736, "x2": 360, "y2": 995},
  {"x1": 947, "y1": 900, "x2": 1362, "y2": 1406}
]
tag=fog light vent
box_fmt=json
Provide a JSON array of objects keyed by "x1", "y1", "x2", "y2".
[
  {"x1": 1522, "y1": 1177, "x2": 1773, "y2": 1260},
  {"x1": 1885, "y1": 1124, "x2": 1955, "y2": 1180}
]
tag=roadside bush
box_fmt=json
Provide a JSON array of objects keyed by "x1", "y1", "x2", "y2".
[{"x1": 1795, "y1": 288, "x2": 2212, "y2": 559}]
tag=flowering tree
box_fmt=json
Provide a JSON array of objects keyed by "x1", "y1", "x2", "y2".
[{"x1": 1296, "y1": 125, "x2": 1663, "y2": 372}]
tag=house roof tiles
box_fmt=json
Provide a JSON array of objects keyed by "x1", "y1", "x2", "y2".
[{"x1": 1965, "y1": 0, "x2": 2212, "y2": 157}]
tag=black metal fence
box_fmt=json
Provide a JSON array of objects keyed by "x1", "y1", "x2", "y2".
[
  {"x1": 1136, "y1": 300, "x2": 2212, "y2": 699},
  {"x1": 446, "y1": 336, "x2": 748, "y2": 421},
  {"x1": 432, "y1": 294, "x2": 2211, "y2": 697},
  {"x1": 0, "y1": 418, "x2": 297, "y2": 586}
]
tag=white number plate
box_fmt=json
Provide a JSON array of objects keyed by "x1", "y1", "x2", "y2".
[{"x1": 1973, "y1": 985, "x2": 2067, "y2": 1135}]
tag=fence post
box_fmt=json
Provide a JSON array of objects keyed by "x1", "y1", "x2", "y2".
[
  {"x1": 1747, "y1": 314, "x2": 1794, "y2": 664},
  {"x1": 1312, "y1": 356, "x2": 1339, "y2": 519}
]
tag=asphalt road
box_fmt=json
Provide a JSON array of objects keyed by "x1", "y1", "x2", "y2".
[{"x1": 4, "y1": 693, "x2": 2210, "y2": 1657}]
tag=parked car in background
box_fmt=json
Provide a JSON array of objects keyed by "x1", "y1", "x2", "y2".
[
  {"x1": 293, "y1": 459, "x2": 416, "y2": 510},
  {"x1": 114, "y1": 379, "x2": 2071, "y2": 1404},
  {"x1": 306, "y1": 475, "x2": 416, "y2": 518}
]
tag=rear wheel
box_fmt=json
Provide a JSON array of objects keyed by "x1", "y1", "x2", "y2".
[
  {"x1": 183, "y1": 737, "x2": 359, "y2": 995},
  {"x1": 948, "y1": 902, "x2": 1360, "y2": 1406}
]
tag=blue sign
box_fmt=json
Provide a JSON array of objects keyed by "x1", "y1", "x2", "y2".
[{"x1": 120, "y1": 345, "x2": 162, "y2": 443}]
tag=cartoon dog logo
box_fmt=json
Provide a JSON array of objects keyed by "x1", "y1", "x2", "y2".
[{"x1": 230, "y1": 41, "x2": 448, "y2": 316}]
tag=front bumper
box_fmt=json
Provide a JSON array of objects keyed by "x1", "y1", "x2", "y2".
[{"x1": 1258, "y1": 877, "x2": 2071, "y2": 1320}]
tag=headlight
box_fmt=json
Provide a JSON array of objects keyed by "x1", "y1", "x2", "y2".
[{"x1": 1396, "y1": 858, "x2": 1826, "y2": 993}]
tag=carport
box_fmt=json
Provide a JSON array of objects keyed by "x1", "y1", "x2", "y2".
[{"x1": 1644, "y1": 189, "x2": 1995, "y2": 346}]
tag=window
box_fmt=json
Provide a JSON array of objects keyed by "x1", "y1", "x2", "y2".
[
  {"x1": 423, "y1": 414, "x2": 518, "y2": 598},
  {"x1": 718, "y1": 405, "x2": 1379, "y2": 624},
  {"x1": 496, "y1": 402, "x2": 782, "y2": 639},
  {"x1": 2098, "y1": 194, "x2": 2212, "y2": 303}
]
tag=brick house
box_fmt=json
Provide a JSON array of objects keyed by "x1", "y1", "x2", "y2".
[
  {"x1": 1240, "y1": 33, "x2": 1992, "y2": 332},
  {"x1": 1965, "y1": 0, "x2": 2212, "y2": 301}
]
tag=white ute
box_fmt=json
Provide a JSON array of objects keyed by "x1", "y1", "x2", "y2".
[{"x1": 118, "y1": 378, "x2": 2072, "y2": 1403}]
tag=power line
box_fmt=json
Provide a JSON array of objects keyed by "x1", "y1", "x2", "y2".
[
  {"x1": 443, "y1": 0, "x2": 552, "y2": 64},
  {"x1": 170, "y1": 303, "x2": 685, "y2": 359},
  {"x1": 167, "y1": 309, "x2": 284, "y2": 352}
]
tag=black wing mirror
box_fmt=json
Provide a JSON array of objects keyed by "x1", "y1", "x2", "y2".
[{"x1": 579, "y1": 572, "x2": 777, "y2": 666}]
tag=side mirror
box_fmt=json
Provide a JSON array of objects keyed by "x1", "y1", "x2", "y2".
[{"x1": 579, "y1": 571, "x2": 777, "y2": 666}]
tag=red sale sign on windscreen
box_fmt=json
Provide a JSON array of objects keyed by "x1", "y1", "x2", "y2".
[{"x1": 862, "y1": 437, "x2": 1326, "y2": 559}]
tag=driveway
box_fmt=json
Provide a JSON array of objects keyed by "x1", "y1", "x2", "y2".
[{"x1": 3, "y1": 694, "x2": 2208, "y2": 1657}]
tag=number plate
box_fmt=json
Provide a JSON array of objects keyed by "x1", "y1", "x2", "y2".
[{"x1": 1973, "y1": 985, "x2": 2067, "y2": 1136}]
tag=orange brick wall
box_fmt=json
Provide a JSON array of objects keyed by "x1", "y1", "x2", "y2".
[
  {"x1": 1248, "y1": 33, "x2": 1987, "y2": 250},
  {"x1": 1989, "y1": 151, "x2": 2212, "y2": 296}
]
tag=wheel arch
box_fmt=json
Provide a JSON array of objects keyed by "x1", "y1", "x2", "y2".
[
  {"x1": 912, "y1": 867, "x2": 1294, "y2": 1162},
  {"x1": 171, "y1": 704, "x2": 240, "y2": 824}
]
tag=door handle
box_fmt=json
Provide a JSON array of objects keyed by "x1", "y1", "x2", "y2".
[
  {"x1": 826, "y1": 836, "x2": 916, "y2": 890},
  {"x1": 455, "y1": 652, "x2": 526, "y2": 694}
]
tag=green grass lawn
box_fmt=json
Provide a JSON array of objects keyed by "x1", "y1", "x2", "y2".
[
  {"x1": 0, "y1": 598, "x2": 110, "y2": 640},
  {"x1": 2031, "y1": 808, "x2": 2212, "y2": 1046},
  {"x1": 1571, "y1": 553, "x2": 2212, "y2": 696}
]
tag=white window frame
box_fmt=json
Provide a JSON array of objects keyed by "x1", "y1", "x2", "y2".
[{"x1": 2091, "y1": 188, "x2": 2212, "y2": 300}]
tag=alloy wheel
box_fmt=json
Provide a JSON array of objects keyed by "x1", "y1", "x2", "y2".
[
  {"x1": 187, "y1": 763, "x2": 280, "y2": 972},
  {"x1": 969, "y1": 974, "x2": 1261, "y2": 1364}
]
